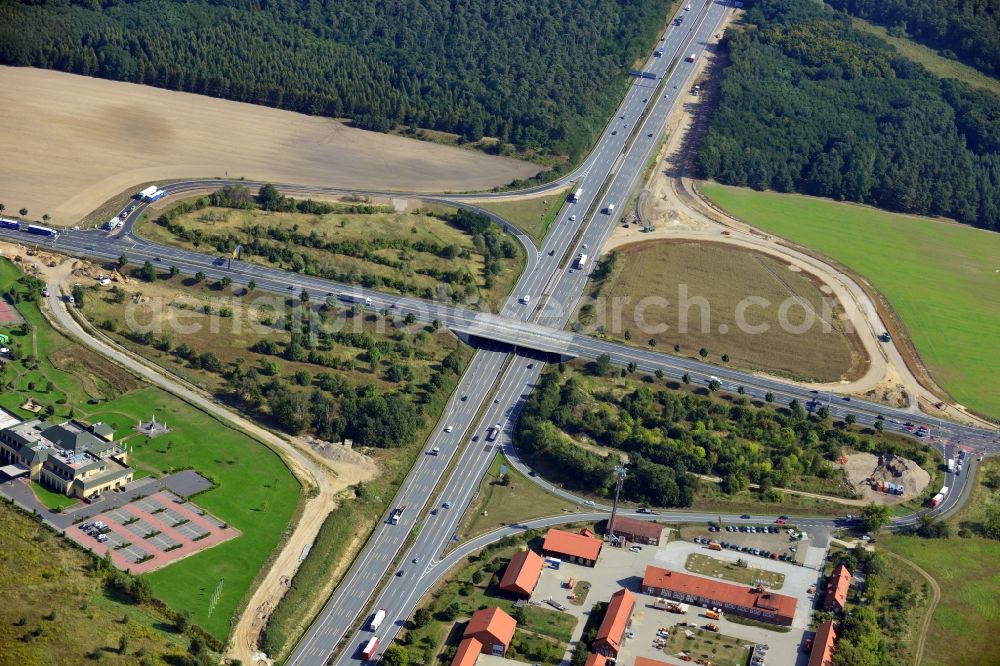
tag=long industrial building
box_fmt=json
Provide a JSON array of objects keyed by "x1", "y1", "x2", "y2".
[{"x1": 642, "y1": 565, "x2": 797, "y2": 626}]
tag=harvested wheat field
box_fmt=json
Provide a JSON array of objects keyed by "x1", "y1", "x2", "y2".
[
  {"x1": 0, "y1": 66, "x2": 540, "y2": 226},
  {"x1": 577, "y1": 239, "x2": 867, "y2": 382}
]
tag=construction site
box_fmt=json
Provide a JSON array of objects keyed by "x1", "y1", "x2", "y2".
[{"x1": 838, "y1": 452, "x2": 931, "y2": 504}]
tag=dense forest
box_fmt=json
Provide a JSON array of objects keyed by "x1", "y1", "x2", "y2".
[
  {"x1": 825, "y1": 0, "x2": 1000, "y2": 77},
  {"x1": 697, "y1": 0, "x2": 1000, "y2": 231},
  {"x1": 514, "y1": 362, "x2": 924, "y2": 508},
  {"x1": 0, "y1": 0, "x2": 670, "y2": 159}
]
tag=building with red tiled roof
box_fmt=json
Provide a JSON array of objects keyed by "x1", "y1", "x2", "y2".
[
  {"x1": 584, "y1": 654, "x2": 608, "y2": 666},
  {"x1": 605, "y1": 516, "x2": 663, "y2": 545},
  {"x1": 464, "y1": 607, "x2": 517, "y2": 657},
  {"x1": 808, "y1": 620, "x2": 838, "y2": 666},
  {"x1": 823, "y1": 564, "x2": 852, "y2": 613},
  {"x1": 593, "y1": 588, "x2": 636, "y2": 657},
  {"x1": 542, "y1": 528, "x2": 603, "y2": 567},
  {"x1": 452, "y1": 637, "x2": 483, "y2": 666},
  {"x1": 499, "y1": 549, "x2": 544, "y2": 598},
  {"x1": 634, "y1": 658, "x2": 672, "y2": 666},
  {"x1": 642, "y1": 565, "x2": 797, "y2": 626}
]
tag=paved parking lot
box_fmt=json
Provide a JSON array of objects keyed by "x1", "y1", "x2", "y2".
[
  {"x1": 529, "y1": 525, "x2": 828, "y2": 666},
  {"x1": 66, "y1": 490, "x2": 239, "y2": 573}
]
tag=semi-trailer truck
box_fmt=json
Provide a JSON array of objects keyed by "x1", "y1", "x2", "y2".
[
  {"x1": 389, "y1": 506, "x2": 405, "y2": 525},
  {"x1": 147, "y1": 189, "x2": 167, "y2": 202},
  {"x1": 361, "y1": 636, "x2": 379, "y2": 661},
  {"x1": 947, "y1": 459, "x2": 955, "y2": 474},
  {"x1": 370, "y1": 609, "x2": 387, "y2": 631},
  {"x1": 487, "y1": 424, "x2": 501, "y2": 441},
  {"x1": 575, "y1": 253, "x2": 588, "y2": 269},
  {"x1": 27, "y1": 224, "x2": 58, "y2": 238},
  {"x1": 929, "y1": 486, "x2": 950, "y2": 508},
  {"x1": 570, "y1": 188, "x2": 583, "y2": 202},
  {"x1": 0, "y1": 218, "x2": 21, "y2": 230}
]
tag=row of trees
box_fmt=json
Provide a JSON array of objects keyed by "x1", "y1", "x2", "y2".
[
  {"x1": 0, "y1": 0, "x2": 669, "y2": 156},
  {"x1": 697, "y1": 0, "x2": 1000, "y2": 231},
  {"x1": 825, "y1": 0, "x2": 1000, "y2": 77}
]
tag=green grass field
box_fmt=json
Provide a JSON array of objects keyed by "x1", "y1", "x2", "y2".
[
  {"x1": 457, "y1": 453, "x2": 575, "y2": 539},
  {"x1": 848, "y1": 16, "x2": 1000, "y2": 98},
  {"x1": 881, "y1": 459, "x2": 1000, "y2": 665},
  {"x1": 702, "y1": 183, "x2": 1000, "y2": 418},
  {"x1": 685, "y1": 552, "x2": 785, "y2": 589},
  {"x1": 476, "y1": 186, "x2": 573, "y2": 244},
  {"x1": 0, "y1": 258, "x2": 300, "y2": 641}
]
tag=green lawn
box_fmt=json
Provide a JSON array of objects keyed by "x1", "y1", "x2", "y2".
[
  {"x1": 476, "y1": 186, "x2": 573, "y2": 245},
  {"x1": 881, "y1": 459, "x2": 1000, "y2": 666},
  {"x1": 458, "y1": 453, "x2": 576, "y2": 539},
  {"x1": 31, "y1": 482, "x2": 80, "y2": 511},
  {"x1": 702, "y1": 183, "x2": 1000, "y2": 418},
  {"x1": 685, "y1": 552, "x2": 785, "y2": 589},
  {"x1": 78, "y1": 389, "x2": 300, "y2": 639}
]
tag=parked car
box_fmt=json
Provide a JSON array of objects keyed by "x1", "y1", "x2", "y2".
[{"x1": 629, "y1": 546, "x2": 642, "y2": 553}]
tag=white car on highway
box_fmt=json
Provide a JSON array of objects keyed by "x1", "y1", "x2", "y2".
[{"x1": 444, "y1": 425, "x2": 453, "y2": 433}]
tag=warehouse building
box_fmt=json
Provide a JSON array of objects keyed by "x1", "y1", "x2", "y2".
[
  {"x1": 542, "y1": 528, "x2": 603, "y2": 567},
  {"x1": 593, "y1": 588, "x2": 636, "y2": 658},
  {"x1": 499, "y1": 548, "x2": 544, "y2": 598},
  {"x1": 605, "y1": 516, "x2": 663, "y2": 545},
  {"x1": 823, "y1": 564, "x2": 852, "y2": 613},
  {"x1": 808, "y1": 620, "x2": 839, "y2": 666},
  {"x1": 642, "y1": 565, "x2": 797, "y2": 626}
]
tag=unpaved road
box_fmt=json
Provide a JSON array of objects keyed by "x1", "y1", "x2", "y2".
[
  {"x1": 0, "y1": 66, "x2": 539, "y2": 227},
  {"x1": 17, "y1": 250, "x2": 378, "y2": 665}
]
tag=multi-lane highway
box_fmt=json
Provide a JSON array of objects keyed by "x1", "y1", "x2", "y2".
[{"x1": 1, "y1": 1, "x2": 995, "y2": 663}]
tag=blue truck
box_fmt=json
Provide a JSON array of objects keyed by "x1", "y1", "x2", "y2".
[{"x1": 0, "y1": 218, "x2": 21, "y2": 230}]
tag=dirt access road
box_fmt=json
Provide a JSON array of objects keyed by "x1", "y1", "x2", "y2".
[
  {"x1": 0, "y1": 66, "x2": 539, "y2": 227},
  {"x1": 9, "y1": 247, "x2": 378, "y2": 665},
  {"x1": 604, "y1": 28, "x2": 992, "y2": 428}
]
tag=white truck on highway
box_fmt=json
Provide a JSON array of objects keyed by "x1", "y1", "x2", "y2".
[
  {"x1": 570, "y1": 188, "x2": 583, "y2": 202},
  {"x1": 487, "y1": 424, "x2": 501, "y2": 442},
  {"x1": 686, "y1": 53, "x2": 697, "y2": 62},
  {"x1": 604, "y1": 203, "x2": 616, "y2": 214},
  {"x1": 370, "y1": 609, "x2": 387, "y2": 631},
  {"x1": 389, "y1": 506, "x2": 405, "y2": 525},
  {"x1": 575, "y1": 253, "x2": 588, "y2": 269}
]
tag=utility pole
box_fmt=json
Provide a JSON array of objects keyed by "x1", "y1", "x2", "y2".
[{"x1": 607, "y1": 464, "x2": 627, "y2": 546}]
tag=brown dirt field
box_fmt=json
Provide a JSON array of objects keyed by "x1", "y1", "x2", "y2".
[
  {"x1": 0, "y1": 66, "x2": 540, "y2": 227},
  {"x1": 577, "y1": 239, "x2": 866, "y2": 382},
  {"x1": 49, "y1": 344, "x2": 142, "y2": 398}
]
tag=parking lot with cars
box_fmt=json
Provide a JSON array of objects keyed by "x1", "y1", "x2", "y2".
[
  {"x1": 68, "y1": 489, "x2": 239, "y2": 573},
  {"x1": 525, "y1": 522, "x2": 826, "y2": 666}
]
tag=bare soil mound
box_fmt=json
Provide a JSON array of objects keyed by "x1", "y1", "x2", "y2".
[{"x1": 838, "y1": 452, "x2": 930, "y2": 504}]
